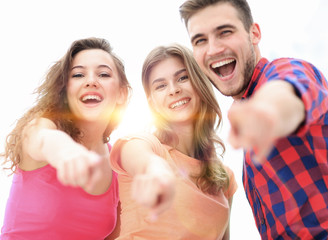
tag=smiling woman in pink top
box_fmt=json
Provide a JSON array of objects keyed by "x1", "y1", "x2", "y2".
[
  {"x1": 0, "y1": 37, "x2": 131, "y2": 240},
  {"x1": 110, "y1": 43, "x2": 237, "y2": 240}
]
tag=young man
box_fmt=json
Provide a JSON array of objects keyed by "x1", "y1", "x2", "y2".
[{"x1": 180, "y1": 0, "x2": 328, "y2": 239}]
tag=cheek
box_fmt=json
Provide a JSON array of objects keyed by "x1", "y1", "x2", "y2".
[
  {"x1": 66, "y1": 80, "x2": 78, "y2": 97},
  {"x1": 149, "y1": 95, "x2": 166, "y2": 116},
  {"x1": 66, "y1": 87, "x2": 75, "y2": 104},
  {"x1": 193, "y1": 50, "x2": 203, "y2": 64},
  {"x1": 193, "y1": 51, "x2": 208, "y2": 74},
  {"x1": 104, "y1": 81, "x2": 121, "y2": 97},
  {"x1": 149, "y1": 95, "x2": 159, "y2": 110}
]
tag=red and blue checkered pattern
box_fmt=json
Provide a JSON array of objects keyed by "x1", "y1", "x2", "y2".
[{"x1": 242, "y1": 58, "x2": 328, "y2": 240}]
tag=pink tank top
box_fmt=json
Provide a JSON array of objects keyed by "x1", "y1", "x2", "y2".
[{"x1": 1, "y1": 146, "x2": 118, "y2": 240}]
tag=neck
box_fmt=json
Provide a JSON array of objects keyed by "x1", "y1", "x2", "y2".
[
  {"x1": 170, "y1": 123, "x2": 195, "y2": 157},
  {"x1": 76, "y1": 120, "x2": 108, "y2": 154}
]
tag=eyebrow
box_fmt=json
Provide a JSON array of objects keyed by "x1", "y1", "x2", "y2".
[
  {"x1": 151, "y1": 68, "x2": 187, "y2": 86},
  {"x1": 190, "y1": 33, "x2": 204, "y2": 45},
  {"x1": 190, "y1": 24, "x2": 236, "y2": 43},
  {"x1": 71, "y1": 64, "x2": 113, "y2": 71},
  {"x1": 174, "y1": 68, "x2": 187, "y2": 77}
]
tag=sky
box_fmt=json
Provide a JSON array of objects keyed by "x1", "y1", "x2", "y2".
[{"x1": 0, "y1": 0, "x2": 327, "y2": 239}]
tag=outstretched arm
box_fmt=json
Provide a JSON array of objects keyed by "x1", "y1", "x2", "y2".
[
  {"x1": 228, "y1": 80, "x2": 305, "y2": 161},
  {"x1": 221, "y1": 197, "x2": 233, "y2": 240},
  {"x1": 21, "y1": 117, "x2": 107, "y2": 194},
  {"x1": 119, "y1": 138, "x2": 175, "y2": 220}
]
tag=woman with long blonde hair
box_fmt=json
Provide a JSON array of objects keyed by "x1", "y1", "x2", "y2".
[{"x1": 110, "y1": 43, "x2": 237, "y2": 240}]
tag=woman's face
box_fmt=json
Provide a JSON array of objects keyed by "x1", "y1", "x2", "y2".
[
  {"x1": 67, "y1": 49, "x2": 125, "y2": 124},
  {"x1": 148, "y1": 56, "x2": 200, "y2": 127}
]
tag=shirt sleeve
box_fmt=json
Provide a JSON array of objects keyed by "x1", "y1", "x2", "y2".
[
  {"x1": 266, "y1": 58, "x2": 328, "y2": 135},
  {"x1": 223, "y1": 165, "x2": 238, "y2": 199},
  {"x1": 109, "y1": 132, "x2": 167, "y2": 176}
]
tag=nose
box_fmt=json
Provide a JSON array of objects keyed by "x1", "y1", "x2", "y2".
[
  {"x1": 207, "y1": 36, "x2": 224, "y2": 57},
  {"x1": 169, "y1": 82, "x2": 181, "y2": 96},
  {"x1": 85, "y1": 75, "x2": 99, "y2": 88}
]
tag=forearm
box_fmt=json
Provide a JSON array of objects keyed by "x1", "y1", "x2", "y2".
[
  {"x1": 22, "y1": 118, "x2": 108, "y2": 193},
  {"x1": 39, "y1": 129, "x2": 81, "y2": 167},
  {"x1": 120, "y1": 138, "x2": 175, "y2": 218},
  {"x1": 120, "y1": 139, "x2": 168, "y2": 176},
  {"x1": 22, "y1": 117, "x2": 79, "y2": 166},
  {"x1": 253, "y1": 80, "x2": 305, "y2": 138}
]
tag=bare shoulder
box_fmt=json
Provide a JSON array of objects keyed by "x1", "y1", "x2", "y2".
[
  {"x1": 24, "y1": 117, "x2": 57, "y2": 132},
  {"x1": 20, "y1": 117, "x2": 57, "y2": 171}
]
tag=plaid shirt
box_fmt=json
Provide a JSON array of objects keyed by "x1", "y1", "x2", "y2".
[{"x1": 242, "y1": 58, "x2": 328, "y2": 240}]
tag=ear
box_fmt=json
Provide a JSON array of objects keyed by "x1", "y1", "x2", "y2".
[{"x1": 250, "y1": 23, "x2": 261, "y2": 45}]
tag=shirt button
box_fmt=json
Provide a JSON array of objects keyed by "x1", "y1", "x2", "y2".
[{"x1": 261, "y1": 218, "x2": 265, "y2": 225}]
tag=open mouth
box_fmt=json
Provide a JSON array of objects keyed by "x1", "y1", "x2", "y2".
[
  {"x1": 80, "y1": 94, "x2": 103, "y2": 104},
  {"x1": 211, "y1": 59, "x2": 236, "y2": 78}
]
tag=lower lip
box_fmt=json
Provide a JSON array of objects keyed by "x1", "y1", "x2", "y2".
[{"x1": 81, "y1": 101, "x2": 102, "y2": 107}]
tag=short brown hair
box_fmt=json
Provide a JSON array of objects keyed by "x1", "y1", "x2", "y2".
[{"x1": 180, "y1": 0, "x2": 254, "y2": 31}]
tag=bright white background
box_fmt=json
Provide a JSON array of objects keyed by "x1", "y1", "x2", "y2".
[{"x1": 0, "y1": 1, "x2": 327, "y2": 239}]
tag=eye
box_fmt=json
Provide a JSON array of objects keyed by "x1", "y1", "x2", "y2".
[
  {"x1": 194, "y1": 38, "x2": 207, "y2": 46},
  {"x1": 154, "y1": 83, "x2": 167, "y2": 90},
  {"x1": 72, "y1": 73, "x2": 84, "y2": 78},
  {"x1": 178, "y1": 75, "x2": 189, "y2": 82},
  {"x1": 220, "y1": 30, "x2": 233, "y2": 37},
  {"x1": 99, "y1": 72, "x2": 111, "y2": 78}
]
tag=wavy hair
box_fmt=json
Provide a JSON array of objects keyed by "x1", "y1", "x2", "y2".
[
  {"x1": 2, "y1": 37, "x2": 131, "y2": 173},
  {"x1": 142, "y1": 43, "x2": 228, "y2": 194}
]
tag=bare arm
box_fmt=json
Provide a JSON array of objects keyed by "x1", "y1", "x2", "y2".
[
  {"x1": 221, "y1": 197, "x2": 233, "y2": 240},
  {"x1": 119, "y1": 138, "x2": 175, "y2": 220},
  {"x1": 21, "y1": 117, "x2": 107, "y2": 194},
  {"x1": 228, "y1": 80, "x2": 305, "y2": 161}
]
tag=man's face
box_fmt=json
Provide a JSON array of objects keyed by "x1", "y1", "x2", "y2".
[{"x1": 187, "y1": 2, "x2": 260, "y2": 99}]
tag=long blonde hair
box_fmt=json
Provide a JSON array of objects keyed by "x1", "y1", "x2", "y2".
[
  {"x1": 142, "y1": 43, "x2": 229, "y2": 194},
  {"x1": 2, "y1": 37, "x2": 131, "y2": 173}
]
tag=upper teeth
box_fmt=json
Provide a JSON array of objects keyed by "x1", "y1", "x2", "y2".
[
  {"x1": 170, "y1": 99, "x2": 189, "y2": 109},
  {"x1": 82, "y1": 95, "x2": 101, "y2": 102},
  {"x1": 211, "y1": 59, "x2": 235, "y2": 68}
]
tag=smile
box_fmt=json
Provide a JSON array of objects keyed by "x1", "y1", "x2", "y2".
[
  {"x1": 169, "y1": 98, "x2": 190, "y2": 109},
  {"x1": 80, "y1": 94, "x2": 103, "y2": 103}
]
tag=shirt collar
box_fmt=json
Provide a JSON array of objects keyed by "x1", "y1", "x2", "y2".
[{"x1": 241, "y1": 58, "x2": 269, "y2": 99}]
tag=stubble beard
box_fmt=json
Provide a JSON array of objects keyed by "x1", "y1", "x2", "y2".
[{"x1": 234, "y1": 48, "x2": 256, "y2": 97}]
